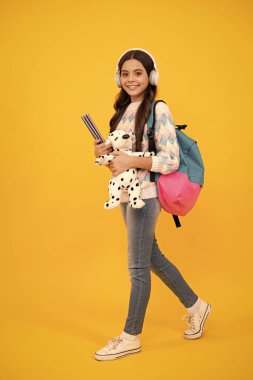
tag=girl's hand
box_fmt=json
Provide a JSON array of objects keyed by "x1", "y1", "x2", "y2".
[
  {"x1": 93, "y1": 139, "x2": 113, "y2": 158},
  {"x1": 110, "y1": 151, "x2": 132, "y2": 177}
]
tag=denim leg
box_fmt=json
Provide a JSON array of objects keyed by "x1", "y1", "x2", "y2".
[
  {"x1": 150, "y1": 236, "x2": 198, "y2": 307},
  {"x1": 119, "y1": 198, "x2": 161, "y2": 335},
  {"x1": 120, "y1": 202, "x2": 127, "y2": 224}
]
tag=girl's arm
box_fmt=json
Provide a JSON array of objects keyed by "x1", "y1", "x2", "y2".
[
  {"x1": 121, "y1": 102, "x2": 180, "y2": 173},
  {"x1": 124, "y1": 151, "x2": 155, "y2": 170},
  {"x1": 128, "y1": 156, "x2": 153, "y2": 170},
  {"x1": 149, "y1": 102, "x2": 180, "y2": 174},
  {"x1": 109, "y1": 104, "x2": 180, "y2": 177}
]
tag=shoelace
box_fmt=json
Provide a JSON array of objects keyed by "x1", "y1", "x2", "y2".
[
  {"x1": 106, "y1": 336, "x2": 123, "y2": 350},
  {"x1": 182, "y1": 313, "x2": 200, "y2": 332}
]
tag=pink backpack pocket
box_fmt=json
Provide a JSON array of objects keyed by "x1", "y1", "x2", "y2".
[{"x1": 157, "y1": 172, "x2": 202, "y2": 216}]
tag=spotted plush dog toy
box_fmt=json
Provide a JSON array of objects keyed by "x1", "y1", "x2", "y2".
[{"x1": 95, "y1": 130, "x2": 155, "y2": 209}]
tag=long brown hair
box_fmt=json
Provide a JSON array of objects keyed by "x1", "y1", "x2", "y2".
[{"x1": 109, "y1": 50, "x2": 158, "y2": 151}]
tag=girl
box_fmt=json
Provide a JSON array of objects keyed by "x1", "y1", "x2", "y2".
[{"x1": 93, "y1": 48, "x2": 211, "y2": 361}]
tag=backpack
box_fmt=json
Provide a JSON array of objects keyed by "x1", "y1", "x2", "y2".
[{"x1": 147, "y1": 99, "x2": 205, "y2": 228}]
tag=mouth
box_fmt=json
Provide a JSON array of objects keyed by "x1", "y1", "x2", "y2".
[{"x1": 127, "y1": 85, "x2": 139, "y2": 90}]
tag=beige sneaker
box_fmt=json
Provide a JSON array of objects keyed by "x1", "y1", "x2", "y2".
[
  {"x1": 94, "y1": 335, "x2": 141, "y2": 361},
  {"x1": 182, "y1": 301, "x2": 212, "y2": 339}
]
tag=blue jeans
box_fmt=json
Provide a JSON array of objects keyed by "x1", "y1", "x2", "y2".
[{"x1": 120, "y1": 197, "x2": 198, "y2": 335}]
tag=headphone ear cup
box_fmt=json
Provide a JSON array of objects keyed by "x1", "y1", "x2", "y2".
[
  {"x1": 149, "y1": 69, "x2": 159, "y2": 86},
  {"x1": 115, "y1": 72, "x2": 122, "y2": 87}
]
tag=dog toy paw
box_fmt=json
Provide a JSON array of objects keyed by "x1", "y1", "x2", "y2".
[
  {"x1": 129, "y1": 199, "x2": 145, "y2": 208},
  {"x1": 104, "y1": 199, "x2": 121, "y2": 209}
]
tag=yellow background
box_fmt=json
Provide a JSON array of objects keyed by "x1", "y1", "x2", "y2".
[{"x1": 1, "y1": 0, "x2": 252, "y2": 379}]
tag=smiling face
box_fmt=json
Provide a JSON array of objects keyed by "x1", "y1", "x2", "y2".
[{"x1": 120, "y1": 59, "x2": 149, "y2": 103}]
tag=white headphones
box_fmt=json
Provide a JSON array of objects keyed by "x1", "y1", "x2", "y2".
[{"x1": 115, "y1": 48, "x2": 159, "y2": 88}]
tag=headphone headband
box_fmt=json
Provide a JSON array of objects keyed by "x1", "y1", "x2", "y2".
[{"x1": 115, "y1": 48, "x2": 158, "y2": 72}]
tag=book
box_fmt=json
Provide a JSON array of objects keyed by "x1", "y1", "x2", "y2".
[{"x1": 81, "y1": 113, "x2": 105, "y2": 144}]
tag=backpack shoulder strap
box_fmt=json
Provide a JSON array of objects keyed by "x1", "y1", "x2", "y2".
[{"x1": 147, "y1": 99, "x2": 166, "y2": 133}]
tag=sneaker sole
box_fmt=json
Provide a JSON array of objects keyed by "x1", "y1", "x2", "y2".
[
  {"x1": 94, "y1": 346, "x2": 141, "y2": 361},
  {"x1": 183, "y1": 303, "x2": 212, "y2": 340}
]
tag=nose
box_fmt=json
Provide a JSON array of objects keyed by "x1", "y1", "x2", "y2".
[
  {"x1": 127, "y1": 73, "x2": 136, "y2": 82},
  {"x1": 122, "y1": 134, "x2": 130, "y2": 139}
]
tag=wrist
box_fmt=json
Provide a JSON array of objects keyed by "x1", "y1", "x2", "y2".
[
  {"x1": 129, "y1": 156, "x2": 152, "y2": 170},
  {"x1": 128, "y1": 156, "x2": 134, "y2": 169}
]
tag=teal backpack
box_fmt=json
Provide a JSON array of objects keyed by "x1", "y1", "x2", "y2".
[{"x1": 147, "y1": 99, "x2": 205, "y2": 228}]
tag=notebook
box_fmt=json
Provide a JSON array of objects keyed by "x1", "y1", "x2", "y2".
[{"x1": 81, "y1": 114, "x2": 105, "y2": 144}]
